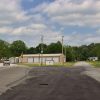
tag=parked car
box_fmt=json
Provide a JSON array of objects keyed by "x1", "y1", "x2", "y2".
[{"x1": 3, "y1": 59, "x2": 10, "y2": 66}]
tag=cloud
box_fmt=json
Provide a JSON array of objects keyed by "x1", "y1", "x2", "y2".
[
  {"x1": 0, "y1": 0, "x2": 29, "y2": 26},
  {"x1": 0, "y1": 0, "x2": 100, "y2": 46},
  {"x1": 36, "y1": 0, "x2": 100, "y2": 27},
  {"x1": 97, "y1": 29, "x2": 100, "y2": 34},
  {"x1": 0, "y1": 23, "x2": 55, "y2": 35},
  {"x1": 64, "y1": 32, "x2": 100, "y2": 46}
]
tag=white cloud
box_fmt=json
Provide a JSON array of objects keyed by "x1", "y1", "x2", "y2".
[
  {"x1": 0, "y1": 0, "x2": 100, "y2": 46},
  {"x1": 0, "y1": 27, "x2": 12, "y2": 33},
  {"x1": 0, "y1": 0, "x2": 59, "y2": 38},
  {"x1": 64, "y1": 32, "x2": 100, "y2": 46},
  {"x1": 0, "y1": 0, "x2": 29, "y2": 26},
  {"x1": 97, "y1": 29, "x2": 100, "y2": 34},
  {"x1": 12, "y1": 23, "x2": 48, "y2": 36},
  {"x1": 37, "y1": 0, "x2": 100, "y2": 27}
]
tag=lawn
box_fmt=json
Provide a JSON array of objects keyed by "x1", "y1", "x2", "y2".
[
  {"x1": 88, "y1": 61, "x2": 100, "y2": 68},
  {"x1": 18, "y1": 62, "x2": 75, "y2": 67}
]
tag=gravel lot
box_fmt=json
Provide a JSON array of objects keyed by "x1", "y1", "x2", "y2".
[{"x1": 0, "y1": 64, "x2": 100, "y2": 100}]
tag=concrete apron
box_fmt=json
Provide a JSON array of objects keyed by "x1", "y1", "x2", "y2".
[
  {"x1": 74, "y1": 61, "x2": 100, "y2": 83},
  {"x1": 0, "y1": 66, "x2": 29, "y2": 95}
]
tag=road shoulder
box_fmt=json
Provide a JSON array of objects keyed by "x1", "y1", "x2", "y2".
[
  {"x1": 0, "y1": 65, "x2": 30, "y2": 95},
  {"x1": 74, "y1": 61, "x2": 100, "y2": 83}
]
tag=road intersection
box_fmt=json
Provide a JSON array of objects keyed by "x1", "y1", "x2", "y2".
[{"x1": 0, "y1": 62, "x2": 100, "y2": 100}]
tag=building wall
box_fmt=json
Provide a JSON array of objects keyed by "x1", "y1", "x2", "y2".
[
  {"x1": 19, "y1": 54, "x2": 65, "y2": 64},
  {"x1": 9, "y1": 57, "x2": 19, "y2": 64},
  {"x1": 88, "y1": 57, "x2": 98, "y2": 61},
  {"x1": 19, "y1": 57, "x2": 27, "y2": 63}
]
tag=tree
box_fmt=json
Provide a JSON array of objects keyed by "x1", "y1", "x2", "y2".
[
  {"x1": 27, "y1": 47, "x2": 36, "y2": 54},
  {"x1": 65, "y1": 46, "x2": 73, "y2": 61},
  {"x1": 47, "y1": 41, "x2": 62, "y2": 53},
  {"x1": 10, "y1": 40, "x2": 27, "y2": 56},
  {"x1": 89, "y1": 43, "x2": 100, "y2": 60},
  {"x1": 78, "y1": 45, "x2": 90, "y2": 60},
  {"x1": 0, "y1": 40, "x2": 10, "y2": 59},
  {"x1": 0, "y1": 38, "x2": 100, "y2": 61},
  {"x1": 35, "y1": 43, "x2": 48, "y2": 54}
]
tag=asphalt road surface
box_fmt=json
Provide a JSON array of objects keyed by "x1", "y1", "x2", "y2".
[{"x1": 0, "y1": 62, "x2": 100, "y2": 100}]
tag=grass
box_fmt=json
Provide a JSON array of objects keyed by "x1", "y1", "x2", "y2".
[
  {"x1": 18, "y1": 63, "x2": 40, "y2": 67},
  {"x1": 88, "y1": 61, "x2": 100, "y2": 68},
  {"x1": 54, "y1": 62, "x2": 75, "y2": 67},
  {"x1": 18, "y1": 62, "x2": 75, "y2": 67}
]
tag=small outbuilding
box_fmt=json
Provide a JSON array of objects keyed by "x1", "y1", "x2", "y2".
[
  {"x1": 88, "y1": 57, "x2": 98, "y2": 61},
  {"x1": 19, "y1": 54, "x2": 65, "y2": 64},
  {"x1": 9, "y1": 57, "x2": 19, "y2": 64}
]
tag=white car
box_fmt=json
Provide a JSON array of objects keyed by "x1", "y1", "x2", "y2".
[{"x1": 3, "y1": 59, "x2": 10, "y2": 66}]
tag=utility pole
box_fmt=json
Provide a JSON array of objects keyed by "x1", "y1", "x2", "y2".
[
  {"x1": 62, "y1": 36, "x2": 64, "y2": 55},
  {"x1": 41, "y1": 35, "x2": 43, "y2": 66},
  {"x1": 21, "y1": 51, "x2": 23, "y2": 63},
  {"x1": 62, "y1": 36, "x2": 64, "y2": 65},
  {"x1": 64, "y1": 45, "x2": 66, "y2": 63}
]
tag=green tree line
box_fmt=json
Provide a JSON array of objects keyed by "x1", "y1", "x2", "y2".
[{"x1": 0, "y1": 39, "x2": 100, "y2": 61}]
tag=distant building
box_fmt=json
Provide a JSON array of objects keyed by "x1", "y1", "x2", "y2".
[
  {"x1": 9, "y1": 57, "x2": 19, "y2": 64},
  {"x1": 88, "y1": 57, "x2": 98, "y2": 61},
  {"x1": 19, "y1": 54, "x2": 66, "y2": 65}
]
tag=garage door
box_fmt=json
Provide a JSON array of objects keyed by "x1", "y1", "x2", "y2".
[
  {"x1": 46, "y1": 57, "x2": 52, "y2": 60},
  {"x1": 28, "y1": 58, "x2": 33, "y2": 63},
  {"x1": 41, "y1": 58, "x2": 46, "y2": 63},
  {"x1": 53, "y1": 57, "x2": 59, "y2": 63},
  {"x1": 34, "y1": 57, "x2": 39, "y2": 63}
]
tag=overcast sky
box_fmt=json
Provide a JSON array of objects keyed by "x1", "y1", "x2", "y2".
[{"x1": 0, "y1": 0, "x2": 100, "y2": 47}]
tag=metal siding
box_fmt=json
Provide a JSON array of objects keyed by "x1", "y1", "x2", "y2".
[
  {"x1": 34, "y1": 57, "x2": 39, "y2": 63},
  {"x1": 43, "y1": 58, "x2": 46, "y2": 63},
  {"x1": 46, "y1": 57, "x2": 52, "y2": 61},
  {"x1": 39, "y1": 58, "x2": 46, "y2": 63},
  {"x1": 28, "y1": 58, "x2": 33, "y2": 63},
  {"x1": 46, "y1": 60, "x2": 54, "y2": 65},
  {"x1": 53, "y1": 57, "x2": 59, "y2": 63}
]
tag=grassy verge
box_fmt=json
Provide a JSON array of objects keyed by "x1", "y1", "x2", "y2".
[
  {"x1": 18, "y1": 63, "x2": 40, "y2": 67},
  {"x1": 18, "y1": 62, "x2": 75, "y2": 67},
  {"x1": 88, "y1": 61, "x2": 100, "y2": 68}
]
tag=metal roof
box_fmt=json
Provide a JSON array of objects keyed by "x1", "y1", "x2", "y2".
[{"x1": 22, "y1": 54, "x2": 63, "y2": 57}]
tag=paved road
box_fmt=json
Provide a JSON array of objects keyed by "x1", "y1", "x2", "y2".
[
  {"x1": 0, "y1": 63, "x2": 30, "y2": 95},
  {"x1": 0, "y1": 62, "x2": 100, "y2": 100},
  {"x1": 0, "y1": 63, "x2": 17, "y2": 70}
]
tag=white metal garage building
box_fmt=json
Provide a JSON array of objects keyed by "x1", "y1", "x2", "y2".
[{"x1": 19, "y1": 54, "x2": 65, "y2": 64}]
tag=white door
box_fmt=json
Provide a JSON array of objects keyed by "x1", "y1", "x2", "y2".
[{"x1": 28, "y1": 58, "x2": 33, "y2": 63}]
